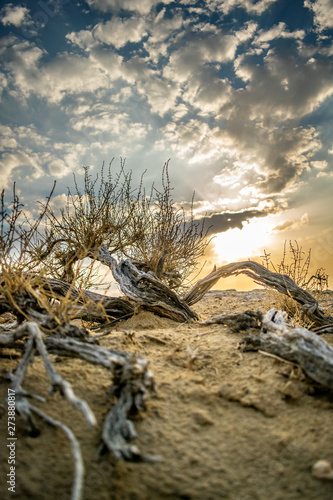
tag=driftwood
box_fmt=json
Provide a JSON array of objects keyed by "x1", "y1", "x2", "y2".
[
  {"x1": 184, "y1": 260, "x2": 333, "y2": 330},
  {"x1": 241, "y1": 309, "x2": 333, "y2": 389},
  {"x1": 199, "y1": 310, "x2": 263, "y2": 331},
  {"x1": 89, "y1": 246, "x2": 198, "y2": 323}
]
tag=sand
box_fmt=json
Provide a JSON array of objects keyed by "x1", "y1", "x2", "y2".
[{"x1": 1, "y1": 289, "x2": 333, "y2": 500}]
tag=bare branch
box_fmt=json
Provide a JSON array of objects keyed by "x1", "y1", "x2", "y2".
[{"x1": 183, "y1": 260, "x2": 333, "y2": 329}]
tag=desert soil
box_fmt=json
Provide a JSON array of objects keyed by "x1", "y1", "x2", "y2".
[{"x1": 1, "y1": 289, "x2": 333, "y2": 500}]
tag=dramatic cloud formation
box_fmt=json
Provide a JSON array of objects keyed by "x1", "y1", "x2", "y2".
[{"x1": 0, "y1": 0, "x2": 332, "y2": 284}]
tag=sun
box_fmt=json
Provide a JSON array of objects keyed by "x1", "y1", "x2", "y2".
[{"x1": 212, "y1": 217, "x2": 274, "y2": 264}]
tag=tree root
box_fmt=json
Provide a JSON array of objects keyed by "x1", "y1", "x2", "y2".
[
  {"x1": 89, "y1": 246, "x2": 198, "y2": 322},
  {"x1": 184, "y1": 260, "x2": 333, "y2": 329},
  {"x1": 1, "y1": 320, "x2": 156, "y2": 499},
  {"x1": 241, "y1": 309, "x2": 333, "y2": 389},
  {"x1": 199, "y1": 310, "x2": 262, "y2": 331}
]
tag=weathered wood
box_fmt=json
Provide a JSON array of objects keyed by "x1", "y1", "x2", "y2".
[
  {"x1": 183, "y1": 260, "x2": 333, "y2": 329},
  {"x1": 40, "y1": 277, "x2": 135, "y2": 323},
  {"x1": 2, "y1": 318, "x2": 157, "y2": 470},
  {"x1": 9, "y1": 322, "x2": 96, "y2": 425},
  {"x1": 90, "y1": 246, "x2": 198, "y2": 322},
  {"x1": 241, "y1": 309, "x2": 333, "y2": 389},
  {"x1": 29, "y1": 404, "x2": 85, "y2": 500},
  {"x1": 155, "y1": 249, "x2": 168, "y2": 279},
  {"x1": 45, "y1": 336, "x2": 156, "y2": 461},
  {"x1": 199, "y1": 310, "x2": 262, "y2": 331}
]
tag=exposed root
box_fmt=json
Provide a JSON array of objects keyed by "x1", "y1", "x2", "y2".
[
  {"x1": 241, "y1": 309, "x2": 333, "y2": 389},
  {"x1": 184, "y1": 260, "x2": 333, "y2": 330},
  {"x1": 28, "y1": 404, "x2": 84, "y2": 500},
  {"x1": 2, "y1": 318, "x2": 156, "y2": 499},
  {"x1": 90, "y1": 246, "x2": 198, "y2": 323},
  {"x1": 199, "y1": 310, "x2": 262, "y2": 331}
]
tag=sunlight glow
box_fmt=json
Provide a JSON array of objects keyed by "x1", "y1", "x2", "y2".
[{"x1": 213, "y1": 217, "x2": 274, "y2": 264}]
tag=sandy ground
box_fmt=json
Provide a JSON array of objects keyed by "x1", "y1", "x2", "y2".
[{"x1": 1, "y1": 289, "x2": 333, "y2": 500}]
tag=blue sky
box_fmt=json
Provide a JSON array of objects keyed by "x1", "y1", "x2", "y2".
[{"x1": 0, "y1": 0, "x2": 332, "y2": 287}]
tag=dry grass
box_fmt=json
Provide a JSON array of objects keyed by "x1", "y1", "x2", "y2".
[
  {"x1": 0, "y1": 183, "x2": 104, "y2": 328},
  {"x1": 261, "y1": 240, "x2": 329, "y2": 326}
]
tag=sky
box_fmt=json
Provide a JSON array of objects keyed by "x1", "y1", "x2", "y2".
[{"x1": 0, "y1": 0, "x2": 332, "y2": 290}]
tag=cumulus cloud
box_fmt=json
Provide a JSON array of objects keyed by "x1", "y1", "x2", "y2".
[
  {"x1": 206, "y1": 0, "x2": 279, "y2": 15},
  {"x1": 254, "y1": 22, "x2": 305, "y2": 45},
  {"x1": 70, "y1": 107, "x2": 148, "y2": 142},
  {"x1": 0, "y1": 151, "x2": 44, "y2": 188},
  {"x1": 233, "y1": 49, "x2": 333, "y2": 120},
  {"x1": 166, "y1": 31, "x2": 241, "y2": 80},
  {"x1": 93, "y1": 17, "x2": 148, "y2": 48},
  {"x1": 0, "y1": 4, "x2": 31, "y2": 27},
  {"x1": 316, "y1": 170, "x2": 333, "y2": 178},
  {"x1": 0, "y1": 124, "x2": 90, "y2": 188},
  {"x1": 0, "y1": 38, "x2": 124, "y2": 103},
  {"x1": 189, "y1": 205, "x2": 278, "y2": 238},
  {"x1": 311, "y1": 160, "x2": 328, "y2": 169},
  {"x1": 304, "y1": 0, "x2": 333, "y2": 31}
]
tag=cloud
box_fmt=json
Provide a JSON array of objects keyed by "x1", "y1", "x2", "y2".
[
  {"x1": 166, "y1": 31, "x2": 241, "y2": 81},
  {"x1": 148, "y1": 8, "x2": 184, "y2": 43},
  {"x1": 92, "y1": 16, "x2": 148, "y2": 49},
  {"x1": 0, "y1": 124, "x2": 18, "y2": 149},
  {"x1": 234, "y1": 49, "x2": 333, "y2": 120},
  {"x1": 0, "y1": 151, "x2": 44, "y2": 188},
  {"x1": 159, "y1": 119, "x2": 219, "y2": 158},
  {"x1": 138, "y1": 76, "x2": 179, "y2": 116},
  {"x1": 272, "y1": 213, "x2": 309, "y2": 233},
  {"x1": 0, "y1": 37, "x2": 124, "y2": 103},
  {"x1": 0, "y1": 4, "x2": 31, "y2": 27},
  {"x1": 311, "y1": 160, "x2": 328, "y2": 170},
  {"x1": 254, "y1": 22, "x2": 305, "y2": 45},
  {"x1": 192, "y1": 207, "x2": 276, "y2": 238},
  {"x1": 206, "y1": 0, "x2": 279, "y2": 15},
  {"x1": 70, "y1": 105, "x2": 148, "y2": 145},
  {"x1": 304, "y1": 0, "x2": 333, "y2": 31},
  {"x1": 86, "y1": 0, "x2": 172, "y2": 14},
  {"x1": 317, "y1": 170, "x2": 333, "y2": 178},
  {"x1": 65, "y1": 30, "x2": 97, "y2": 50},
  {"x1": 0, "y1": 124, "x2": 90, "y2": 188}
]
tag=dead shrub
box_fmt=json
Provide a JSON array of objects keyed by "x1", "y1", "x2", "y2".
[{"x1": 261, "y1": 240, "x2": 329, "y2": 325}]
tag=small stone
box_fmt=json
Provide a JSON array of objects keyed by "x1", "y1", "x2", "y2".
[{"x1": 312, "y1": 459, "x2": 333, "y2": 480}]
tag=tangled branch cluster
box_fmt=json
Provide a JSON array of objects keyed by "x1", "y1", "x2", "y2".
[
  {"x1": 1, "y1": 161, "x2": 333, "y2": 500},
  {"x1": 0, "y1": 161, "x2": 209, "y2": 499},
  {"x1": 33, "y1": 160, "x2": 209, "y2": 292}
]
